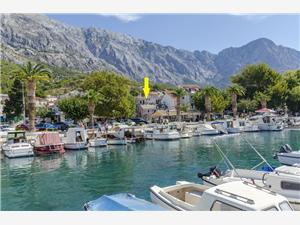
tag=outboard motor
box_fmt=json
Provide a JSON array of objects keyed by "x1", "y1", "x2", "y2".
[
  {"x1": 279, "y1": 144, "x2": 293, "y2": 153},
  {"x1": 197, "y1": 166, "x2": 221, "y2": 186},
  {"x1": 274, "y1": 144, "x2": 293, "y2": 159}
]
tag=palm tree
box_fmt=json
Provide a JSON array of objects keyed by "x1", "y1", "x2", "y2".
[
  {"x1": 255, "y1": 92, "x2": 271, "y2": 109},
  {"x1": 227, "y1": 84, "x2": 245, "y2": 118},
  {"x1": 18, "y1": 62, "x2": 51, "y2": 131},
  {"x1": 201, "y1": 87, "x2": 218, "y2": 121},
  {"x1": 86, "y1": 89, "x2": 104, "y2": 128},
  {"x1": 173, "y1": 88, "x2": 186, "y2": 122}
]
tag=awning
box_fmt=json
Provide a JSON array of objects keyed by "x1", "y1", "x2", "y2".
[{"x1": 255, "y1": 108, "x2": 275, "y2": 113}]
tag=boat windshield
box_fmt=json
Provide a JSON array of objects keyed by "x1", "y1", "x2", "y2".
[
  {"x1": 279, "y1": 201, "x2": 293, "y2": 211},
  {"x1": 7, "y1": 132, "x2": 25, "y2": 141}
]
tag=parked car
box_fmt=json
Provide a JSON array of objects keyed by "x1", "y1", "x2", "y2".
[
  {"x1": 53, "y1": 122, "x2": 69, "y2": 131},
  {"x1": 15, "y1": 124, "x2": 29, "y2": 131},
  {"x1": 0, "y1": 125, "x2": 15, "y2": 131},
  {"x1": 35, "y1": 123, "x2": 56, "y2": 131}
]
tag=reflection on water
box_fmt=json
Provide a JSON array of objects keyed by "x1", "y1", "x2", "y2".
[{"x1": 1, "y1": 129, "x2": 299, "y2": 210}]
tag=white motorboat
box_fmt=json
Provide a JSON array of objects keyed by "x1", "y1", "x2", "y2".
[
  {"x1": 153, "y1": 126, "x2": 180, "y2": 140},
  {"x1": 274, "y1": 144, "x2": 300, "y2": 166},
  {"x1": 144, "y1": 129, "x2": 154, "y2": 140},
  {"x1": 198, "y1": 137, "x2": 300, "y2": 210},
  {"x1": 150, "y1": 180, "x2": 293, "y2": 211},
  {"x1": 64, "y1": 127, "x2": 88, "y2": 150},
  {"x1": 199, "y1": 165, "x2": 300, "y2": 210},
  {"x1": 255, "y1": 115, "x2": 284, "y2": 131},
  {"x1": 106, "y1": 128, "x2": 127, "y2": 145},
  {"x1": 289, "y1": 117, "x2": 300, "y2": 127},
  {"x1": 126, "y1": 137, "x2": 136, "y2": 144},
  {"x1": 240, "y1": 120, "x2": 260, "y2": 132},
  {"x1": 194, "y1": 124, "x2": 220, "y2": 136},
  {"x1": 87, "y1": 129, "x2": 107, "y2": 147},
  {"x1": 89, "y1": 137, "x2": 107, "y2": 147},
  {"x1": 180, "y1": 131, "x2": 193, "y2": 139},
  {"x1": 215, "y1": 120, "x2": 243, "y2": 134},
  {"x1": 107, "y1": 138, "x2": 127, "y2": 145},
  {"x1": 1, "y1": 131, "x2": 34, "y2": 158}
]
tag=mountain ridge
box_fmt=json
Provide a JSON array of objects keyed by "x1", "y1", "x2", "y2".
[{"x1": 1, "y1": 14, "x2": 300, "y2": 86}]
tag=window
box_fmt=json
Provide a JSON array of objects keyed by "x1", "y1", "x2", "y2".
[
  {"x1": 281, "y1": 181, "x2": 300, "y2": 191},
  {"x1": 210, "y1": 201, "x2": 242, "y2": 211},
  {"x1": 279, "y1": 201, "x2": 293, "y2": 211}
]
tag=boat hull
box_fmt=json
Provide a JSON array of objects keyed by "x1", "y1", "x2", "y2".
[
  {"x1": 258, "y1": 124, "x2": 284, "y2": 131},
  {"x1": 153, "y1": 133, "x2": 180, "y2": 140},
  {"x1": 64, "y1": 142, "x2": 88, "y2": 150},
  {"x1": 2, "y1": 143, "x2": 34, "y2": 158},
  {"x1": 277, "y1": 152, "x2": 300, "y2": 166},
  {"x1": 107, "y1": 139, "x2": 127, "y2": 145},
  {"x1": 34, "y1": 144, "x2": 65, "y2": 155},
  {"x1": 89, "y1": 139, "x2": 107, "y2": 147}
]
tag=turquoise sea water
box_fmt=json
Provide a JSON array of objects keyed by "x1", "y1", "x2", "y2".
[{"x1": 1, "y1": 129, "x2": 300, "y2": 211}]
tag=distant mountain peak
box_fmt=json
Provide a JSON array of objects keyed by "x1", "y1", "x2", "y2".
[{"x1": 1, "y1": 14, "x2": 300, "y2": 87}]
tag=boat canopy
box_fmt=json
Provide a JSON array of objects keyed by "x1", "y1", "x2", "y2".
[
  {"x1": 255, "y1": 108, "x2": 275, "y2": 113},
  {"x1": 36, "y1": 132, "x2": 62, "y2": 145},
  {"x1": 84, "y1": 193, "x2": 165, "y2": 211}
]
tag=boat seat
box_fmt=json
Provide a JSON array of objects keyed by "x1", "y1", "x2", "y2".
[{"x1": 185, "y1": 191, "x2": 202, "y2": 205}]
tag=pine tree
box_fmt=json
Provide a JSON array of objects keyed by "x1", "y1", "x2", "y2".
[{"x1": 3, "y1": 79, "x2": 24, "y2": 121}]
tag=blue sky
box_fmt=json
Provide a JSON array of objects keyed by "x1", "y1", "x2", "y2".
[{"x1": 47, "y1": 14, "x2": 300, "y2": 54}]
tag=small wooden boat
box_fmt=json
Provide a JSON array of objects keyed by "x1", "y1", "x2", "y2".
[{"x1": 33, "y1": 132, "x2": 65, "y2": 156}]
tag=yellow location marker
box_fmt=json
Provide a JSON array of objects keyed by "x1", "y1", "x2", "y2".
[{"x1": 143, "y1": 76, "x2": 150, "y2": 98}]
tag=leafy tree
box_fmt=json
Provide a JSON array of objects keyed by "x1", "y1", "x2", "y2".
[
  {"x1": 17, "y1": 62, "x2": 51, "y2": 131},
  {"x1": 267, "y1": 77, "x2": 288, "y2": 108},
  {"x1": 231, "y1": 63, "x2": 281, "y2": 99},
  {"x1": 200, "y1": 87, "x2": 218, "y2": 121},
  {"x1": 286, "y1": 86, "x2": 300, "y2": 112},
  {"x1": 284, "y1": 69, "x2": 300, "y2": 89},
  {"x1": 193, "y1": 91, "x2": 205, "y2": 112},
  {"x1": 3, "y1": 79, "x2": 24, "y2": 121},
  {"x1": 238, "y1": 99, "x2": 258, "y2": 113},
  {"x1": 58, "y1": 96, "x2": 89, "y2": 123},
  {"x1": 85, "y1": 89, "x2": 104, "y2": 128},
  {"x1": 255, "y1": 92, "x2": 271, "y2": 109},
  {"x1": 227, "y1": 84, "x2": 245, "y2": 118},
  {"x1": 82, "y1": 71, "x2": 135, "y2": 118},
  {"x1": 36, "y1": 107, "x2": 49, "y2": 119},
  {"x1": 173, "y1": 88, "x2": 187, "y2": 121},
  {"x1": 211, "y1": 91, "x2": 229, "y2": 116}
]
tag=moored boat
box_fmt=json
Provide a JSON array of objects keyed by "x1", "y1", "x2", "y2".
[
  {"x1": 199, "y1": 165, "x2": 300, "y2": 210},
  {"x1": 153, "y1": 126, "x2": 180, "y2": 140},
  {"x1": 89, "y1": 137, "x2": 107, "y2": 147},
  {"x1": 84, "y1": 193, "x2": 165, "y2": 211},
  {"x1": 150, "y1": 180, "x2": 293, "y2": 211},
  {"x1": 33, "y1": 132, "x2": 65, "y2": 155},
  {"x1": 64, "y1": 127, "x2": 88, "y2": 150},
  {"x1": 1, "y1": 131, "x2": 34, "y2": 158},
  {"x1": 274, "y1": 144, "x2": 300, "y2": 166}
]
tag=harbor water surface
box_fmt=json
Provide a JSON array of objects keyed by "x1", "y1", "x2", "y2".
[{"x1": 1, "y1": 129, "x2": 300, "y2": 210}]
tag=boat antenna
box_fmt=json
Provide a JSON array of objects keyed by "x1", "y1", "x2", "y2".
[
  {"x1": 210, "y1": 138, "x2": 244, "y2": 181},
  {"x1": 241, "y1": 135, "x2": 274, "y2": 172}
]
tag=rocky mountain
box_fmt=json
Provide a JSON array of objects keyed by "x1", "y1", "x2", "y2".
[{"x1": 1, "y1": 14, "x2": 300, "y2": 86}]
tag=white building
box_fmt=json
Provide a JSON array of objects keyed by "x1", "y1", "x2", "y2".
[{"x1": 161, "y1": 91, "x2": 177, "y2": 110}]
